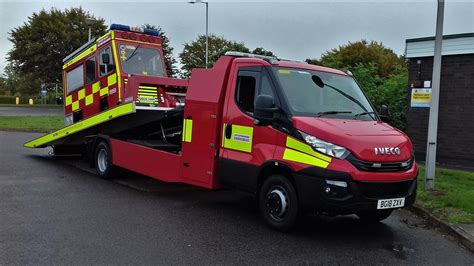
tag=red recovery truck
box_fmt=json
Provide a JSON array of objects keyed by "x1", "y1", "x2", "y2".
[{"x1": 25, "y1": 24, "x2": 418, "y2": 231}]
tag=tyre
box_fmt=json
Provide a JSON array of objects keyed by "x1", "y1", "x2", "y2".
[
  {"x1": 259, "y1": 174, "x2": 299, "y2": 232},
  {"x1": 357, "y1": 209, "x2": 393, "y2": 223},
  {"x1": 94, "y1": 141, "x2": 114, "y2": 179}
]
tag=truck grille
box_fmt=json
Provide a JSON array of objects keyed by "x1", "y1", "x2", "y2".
[
  {"x1": 136, "y1": 86, "x2": 159, "y2": 106},
  {"x1": 347, "y1": 154, "x2": 414, "y2": 172},
  {"x1": 356, "y1": 180, "x2": 416, "y2": 199}
]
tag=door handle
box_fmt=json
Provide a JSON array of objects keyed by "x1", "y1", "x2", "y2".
[{"x1": 225, "y1": 124, "x2": 232, "y2": 139}]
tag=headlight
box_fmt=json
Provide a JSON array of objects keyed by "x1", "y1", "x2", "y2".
[{"x1": 299, "y1": 131, "x2": 350, "y2": 159}]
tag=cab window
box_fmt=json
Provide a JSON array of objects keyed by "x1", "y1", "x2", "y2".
[
  {"x1": 66, "y1": 65, "x2": 84, "y2": 94},
  {"x1": 85, "y1": 57, "x2": 96, "y2": 84},
  {"x1": 99, "y1": 47, "x2": 115, "y2": 76},
  {"x1": 235, "y1": 69, "x2": 276, "y2": 115},
  {"x1": 236, "y1": 73, "x2": 257, "y2": 114}
]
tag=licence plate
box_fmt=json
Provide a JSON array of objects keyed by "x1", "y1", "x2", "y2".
[{"x1": 377, "y1": 197, "x2": 405, "y2": 209}]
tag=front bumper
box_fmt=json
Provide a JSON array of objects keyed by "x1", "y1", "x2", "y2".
[{"x1": 293, "y1": 168, "x2": 417, "y2": 214}]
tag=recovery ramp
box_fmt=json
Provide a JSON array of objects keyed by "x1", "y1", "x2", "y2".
[{"x1": 24, "y1": 102, "x2": 181, "y2": 148}]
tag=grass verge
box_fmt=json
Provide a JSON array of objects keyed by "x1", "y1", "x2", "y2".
[
  {"x1": 417, "y1": 165, "x2": 474, "y2": 224},
  {"x1": 0, "y1": 116, "x2": 64, "y2": 133}
]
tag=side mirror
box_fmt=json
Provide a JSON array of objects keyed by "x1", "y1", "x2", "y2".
[
  {"x1": 254, "y1": 95, "x2": 277, "y2": 125},
  {"x1": 102, "y1": 53, "x2": 110, "y2": 64},
  {"x1": 379, "y1": 104, "x2": 390, "y2": 123}
]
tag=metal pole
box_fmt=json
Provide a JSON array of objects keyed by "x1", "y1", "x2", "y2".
[
  {"x1": 88, "y1": 26, "x2": 92, "y2": 41},
  {"x1": 205, "y1": 2, "x2": 209, "y2": 69},
  {"x1": 425, "y1": 0, "x2": 444, "y2": 190}
]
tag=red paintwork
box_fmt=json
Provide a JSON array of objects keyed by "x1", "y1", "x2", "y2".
[
  {"x1": 78, "y1": 55, "x2": 416, "y2": 189},
  {"x1": 111, "y1": 138, "x2": 181, "y2": 182},
  {"x1": 292, "y1": 117, "x2": 413, "y2": 162}
]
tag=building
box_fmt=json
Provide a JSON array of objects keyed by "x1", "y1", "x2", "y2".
[{"x1": 405, "y1": 33, "x2": 474, "y2": 169}]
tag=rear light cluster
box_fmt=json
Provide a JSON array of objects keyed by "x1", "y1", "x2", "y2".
[{"x1": 120, "y1": 32, "x2": 157, "y2": 43}]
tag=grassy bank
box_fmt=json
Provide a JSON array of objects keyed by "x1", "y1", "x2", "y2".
[
  {"x1": 0, "y1": 116, "x2": 64, "y2": 133},
  {"x1": 416, "y1": 165, "x2": 474, "y2": 224}
]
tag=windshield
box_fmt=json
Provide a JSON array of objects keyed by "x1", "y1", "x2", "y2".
[
  {"x1": 118, "y1": 44, "x2": 165, "y2": 77},
  {"x1": 273, "y1": 67, "x2": 376, "y2": 120}
]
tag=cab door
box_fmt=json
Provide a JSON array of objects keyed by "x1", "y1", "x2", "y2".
[{"x1": 219, "y1": 64, "x2": 279, "y2": 192}]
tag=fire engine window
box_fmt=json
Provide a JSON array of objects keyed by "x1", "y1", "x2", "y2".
[
  {"x1": 66, "y1": 65, "x2": 84, "y2": 94},
  {"x1": 100, "y1": 47, "x2": 115, "y2": 76},
  {"x1": 236, "y1": 75, "x2": 257, "y2": 114},
  {"x1": 85, "y1": 57, "x2": 96, "y2": 84}
]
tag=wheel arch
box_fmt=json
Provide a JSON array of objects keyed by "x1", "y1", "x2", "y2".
[{"x1": 257, "y1": 160, "x2": 296, "y2": 193}]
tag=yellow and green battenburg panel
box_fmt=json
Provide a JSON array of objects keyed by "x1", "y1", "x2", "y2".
[
  {"x1": 182, "y1": 119, "x2": 193, "y2": 143},
  {"x1": 283, "y1": 137, "x2": 332, "y2": 168},
  {"x1": 222, "y1": 123, "x2": 254, "y2": 153},
  {"x1": 24, "y1": 103, "x2": 136, "y2": 148}
]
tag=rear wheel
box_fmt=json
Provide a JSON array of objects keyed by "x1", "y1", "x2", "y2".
[
  {"x1": 357, "y1": 209, "x2": 393, "y2": 223},
  {"x1": 259, "y1": 174, "x2": 299, "y2": 232},
  {"x1": 95, "y1": 141, "x2": 114, "y2": 179}
]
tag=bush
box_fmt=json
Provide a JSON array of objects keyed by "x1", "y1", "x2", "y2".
[{"x1": 349, "y1": 63, "x2": 408, "y2": 131}]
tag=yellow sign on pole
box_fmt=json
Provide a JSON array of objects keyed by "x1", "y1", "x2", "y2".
[{"x1": 411, "y1": 88, "x2": 432, "y2": 107}]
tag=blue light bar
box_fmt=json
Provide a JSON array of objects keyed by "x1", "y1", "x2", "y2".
[{"x1": 109, "y1": 24, "x2": 160, "y2": 36}]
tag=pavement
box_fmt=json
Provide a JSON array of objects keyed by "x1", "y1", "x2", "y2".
[
  {"x1": 1, "y1": 131, "x2": 473, "y2": 264},
  {"x1": 0, "y1": 106, "x2": 62, "y2": 116}
]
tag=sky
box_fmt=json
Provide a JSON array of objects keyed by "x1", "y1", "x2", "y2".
[{"x1": 0, "y1": 0, "x2": 473, "y2": 75}]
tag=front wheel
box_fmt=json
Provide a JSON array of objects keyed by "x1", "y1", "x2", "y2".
[
  {"x1": 259, "y1": 174, "x2": 299, "y2": 232},
  {"x1": 357, "y1": 209, "x2": 393, "y2": 223},
  {"x1": 94, "y1": 141, "x2": 114, "y2": 179}
]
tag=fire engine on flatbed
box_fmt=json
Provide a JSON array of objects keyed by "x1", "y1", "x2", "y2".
[{"x1": 25, "y1": 24, "x2": 418, "y2": 231}]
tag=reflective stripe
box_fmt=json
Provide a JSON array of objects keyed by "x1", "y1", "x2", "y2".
[
  {"x1": 66, "y1": 95, "x2": 72, "y2": 106},
  {"x1": 110, "y1": 34, "x2": 122, "y2": 101},
  {"x1": 107, "y1": 73, "x2": 117, "y2": 86},
  {"x1": 92, "y1": 81, "x2": 100, "y2": 93},
  {"x1": 286, "y1": 137, "x2": 331, "y2": 162},
  {"x1": 283, "y1": 149, "x2": 330, "y2": 168},
  {"x1": 24, "y1": 103, "x2": 136, "y2": 148},
  {"x1": 100, "y1": 87, "x2": 109, "y2": 96},
  {"x1": 139, "y1": 86, "x2": 157, "y2": 90},
  {"x1": 85, "y1": 94, "x2": 94, "y2": 106},
  {"x1": 182, "y1": 119, "x2": 193, "y2": 143},
  {"x1": 63, "y1": 44, "x2": 97, "y2": 69},
  {"x1": 222, "y1": 123, "x2": 253, "y2": 153},
  {"x1": 78, "y1": 88, "x2": 85, "y2": 100},
  {"x1": 72, "y1": 101, "x2": 79, "y2": 111},
  {"x1": 185, "y1": 119, "x2": 192, "y2": 142}
]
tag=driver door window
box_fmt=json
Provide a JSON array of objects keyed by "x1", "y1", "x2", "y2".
[{"x1": 235, "y1": 70, "x2": 276, "y2": 116}]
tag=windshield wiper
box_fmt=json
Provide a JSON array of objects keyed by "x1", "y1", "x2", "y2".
[
  {"x1": 316, "y1": 111, "x2": 352, "y2": 117},
  {"x1": 353, "y1": 111, "x2": 377, "y2": 119},
  {"x1": 312, "y1": 75, "x2": 369, "y2": 113},
  {"x1": 125, "y1": 45, "x2": 141, "y2": 62}
]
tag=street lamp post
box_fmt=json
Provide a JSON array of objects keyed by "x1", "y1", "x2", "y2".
[
  {"x1": 188, "y1": 0, "x2": 209, "y2": 68},
  {"x1": 85, "y1": 18, "x2": 96, "y2": 41},
  {"x1": 425, "y1": 0, "x2": 445, "y2": 190}
]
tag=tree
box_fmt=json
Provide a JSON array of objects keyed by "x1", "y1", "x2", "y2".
[
  {"x1": 7, "y1": 7, "x2": 107, "y2": 89},
  {"x1": 306, "y1": 40, "x2": 408, "y2": 131},
  {"x1": 142, "y1": 24, "x2": 177, "y2": 77},
  {"x1": 179, "y1": 34, "x2": 249, "y2": 77},
  {"x1": 2, "y1": 62, "x2": 40, "y2": 96},
  {"x1": 306, "y1": 40, "x2": 405, "y2": 78}
]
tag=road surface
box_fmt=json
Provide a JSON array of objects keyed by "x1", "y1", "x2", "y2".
[
  {"x1": 0, "y1": 106, "x2": 62, "y2": 116},
  {"x1": 0, "y1": 131, "x2": 472, "y2": 264}
]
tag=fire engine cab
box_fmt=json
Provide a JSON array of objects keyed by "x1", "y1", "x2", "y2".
[{"x1": 25, "y1": 24, "x2": 418, "y2": 231}]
